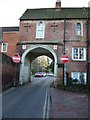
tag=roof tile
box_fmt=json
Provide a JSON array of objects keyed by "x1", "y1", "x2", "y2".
[{"x1": 20, "y1": 8, "x2": 88, "y2": 20}]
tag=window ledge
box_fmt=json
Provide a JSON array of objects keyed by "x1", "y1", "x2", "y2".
[
  {"x1": 76, "y1": 35, "x2": 83, "y2": 38},
  {"x1": 71, "y1": 59, "x2": 86, "y2": 62}
]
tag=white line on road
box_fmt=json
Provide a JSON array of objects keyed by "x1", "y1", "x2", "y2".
[
  {"x1": 43, "y1": 87, "x2": 50, "y2": 119},
  {"x1": 43, "y1": 88, "x2": 48, "y2": 119}
]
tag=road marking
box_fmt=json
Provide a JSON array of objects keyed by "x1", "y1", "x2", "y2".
[
  {"x1": 43, "y1": 87, "x2": 50, "y2": 119},
  {"x1": 43, "y1": 88, "x2": 48, "y2": 119}
]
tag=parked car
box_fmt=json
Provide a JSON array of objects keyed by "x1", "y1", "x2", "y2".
[
  {"x1": 34, "y1": 72, "x2": 46, "y2": 77},
  {"x1": 47, "y1": 72, "x2": 54, "y2": 76}
]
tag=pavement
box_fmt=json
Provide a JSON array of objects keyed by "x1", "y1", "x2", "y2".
[
  {"x1": 2, "y1": 83, "x2": 89, "y2": 119},
  {"x1": 50, "y1": 87, "x2": 89, "y2": 119}
]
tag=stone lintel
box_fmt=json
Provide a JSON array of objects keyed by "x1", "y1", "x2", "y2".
[{"x1": 17, "y1": 41, "x2": 63, "y2": 45}]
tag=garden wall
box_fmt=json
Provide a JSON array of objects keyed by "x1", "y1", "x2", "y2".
[{"x1": 2, "y1": 53, "x2": 19, "y2": 90}]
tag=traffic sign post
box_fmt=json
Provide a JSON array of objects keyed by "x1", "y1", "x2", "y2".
[
  {"x1": 12, "y1": 54, "x2": 21, "y2": 86},
  {"x1": 64, "y1": 63, "x2": 67, "y2": 85},
  {"x1": 60, "y1": 54, "x2": 69, "y2": 85}
]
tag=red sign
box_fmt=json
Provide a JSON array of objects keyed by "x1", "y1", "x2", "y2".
[
  {"x1": 12, "y1": 54, "x2": 21, "y2": 63},
  {"x1": 61, "y1": 54, "x2": 69, "y2": 63}
]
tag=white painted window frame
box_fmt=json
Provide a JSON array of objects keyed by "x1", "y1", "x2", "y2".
[
  {"x1": 71, "y1": 72, "x2": 87, "y2": 84},
  {"x1": 72, "y1": 47, "x2": 86, "y2": 61},
  {"x1": 22, "y1": 45, "x2": 27, "y2": 49},
  {"x1": 36, "y1": 21, "x2": 45, "y2": 38},
  {"x1": 76, "y1": 22, "x2": 83, "y2": 36},
  {"x1": 1, "y1": 43, "x2": 8, "y2": 52}
]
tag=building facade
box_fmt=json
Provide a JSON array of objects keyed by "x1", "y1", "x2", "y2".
[{"x1": 0, "y1": 0, "x2": 90, "y2": 85}]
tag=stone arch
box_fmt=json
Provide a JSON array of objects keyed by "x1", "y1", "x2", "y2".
[{"x1": 19, "y1": 45, "x2": 58, "y2": 84}]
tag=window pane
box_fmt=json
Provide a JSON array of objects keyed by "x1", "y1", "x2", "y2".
[
  {"x1": 79, "y1": 48, "x2": 84, "y2": 59},
  {"x1": 73, "y1": 48, "x2": 78, "y2": 59},
  {"x1": 73, "y1": 72, "x2": 78, "y2": 80},
  {"x1": 36, "y1": 21, "x2": 45, "y2": 38},
  {"x1": 38, "y1": 22, "x2": 44, "y2": 30},
  {"x1": 79, "y1": 72, "x2": 86, "y2": 84},
  {"x1": 72, "y1": 47, "x2": 86, "y2": 60},
  {"x1": 3, "y1": 44, "x2": 7, "y2": 51},
  {"x1": 77, "y1": 23, "x2": 81, "y2": 36},
  {"x1": 22, "y1": 45, "x2": 26, "y2": 49},
  {"x1": 1, "y1": 43, "x2": 8, "y2": 52},
  {"x1": 37, "y1": 30, "x2": 43, "y2": 37}
]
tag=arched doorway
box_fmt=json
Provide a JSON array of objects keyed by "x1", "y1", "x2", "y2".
[{"x1": 19, "y1": 45, "x2": 58, "y2": 84}]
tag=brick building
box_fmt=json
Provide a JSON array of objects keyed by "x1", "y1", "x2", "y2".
[
  {"x1": 0, "y1": 0, "x2": 90, "y2": 85},
  {"x1": 0, "y1": 27, "x2": 20, "y2": 89}
]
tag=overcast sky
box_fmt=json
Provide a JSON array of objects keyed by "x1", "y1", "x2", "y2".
[{"x1": 0, "y1": 0, "x2": 89, "y2": 27}]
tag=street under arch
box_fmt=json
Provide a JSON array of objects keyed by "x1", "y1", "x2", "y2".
[{"x1": 19, "y1": 45, "x2": 58, "y2": 84}]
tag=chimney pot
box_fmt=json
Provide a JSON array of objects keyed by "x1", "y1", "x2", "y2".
[{"x1": 55, "y1": 0, "x2": 61, "y2": 11}]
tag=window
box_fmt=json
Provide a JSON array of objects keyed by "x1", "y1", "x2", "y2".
[
  {"x1": 22, "y1": 45, "x2": 26, "y2": 49},
  {"x1": 72, "y1": 47, "x2": 86, "y2": 61},
  {"x1": 71, "y1": 72, "x2": 87, "y2": 84},
  {"x1": 76, "y1": 22, "x2": 83, "y2": 36},
  {"x1": 36, "y1": 21, "x2": 45, "y2": 38},
  {"x1": 1, "y1": 43, "x2": 8, "y2": 52}
]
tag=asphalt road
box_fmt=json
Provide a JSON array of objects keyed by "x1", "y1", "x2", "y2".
[{"x1": 2, "y1": 76, "x2": 53, "y2": 118}]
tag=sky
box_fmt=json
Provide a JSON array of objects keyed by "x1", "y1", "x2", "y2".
[{"x1": 0, "y1": 0, "x2": 89, "y2": 27}]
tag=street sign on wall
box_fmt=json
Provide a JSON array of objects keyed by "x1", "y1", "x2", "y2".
[{"x1": 12, "y1": 54, "x2": 21, "y2": 63}]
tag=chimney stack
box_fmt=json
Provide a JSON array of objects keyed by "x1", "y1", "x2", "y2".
[{"x1": 55, "y1": 0, "x2": 61, "y2": 11}]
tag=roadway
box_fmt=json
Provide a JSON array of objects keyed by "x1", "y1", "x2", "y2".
[{"x1": 2, "y1": 76, "x2": 53, "y2": 118}]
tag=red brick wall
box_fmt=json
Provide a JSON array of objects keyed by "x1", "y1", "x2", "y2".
[
  {"x1": 3, "y1": 32, "x2": 20, "y2": 57},
  {"x1": 1, "y1": 19, "x2": 87, "y2": 84},
  {"x1": 2, "y1": 53, "x2": 19, "y2": 90},
  {"x1": 19, "y1": 20, "x2": 87, "y2": 83},
  {"x1": 19, "y1": 20, "x2": 66, "y2": 41},
  {"x1": 19, "y1": 20, "x2": 87, "y2": 42}
]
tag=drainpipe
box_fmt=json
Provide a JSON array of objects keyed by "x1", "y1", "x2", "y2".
[
  {"x1": 63, "y1": 19, "x2": 66, "y2": 85},
  {"x1": 84, "y1": 7, "x2": 89, "y2": 85},
  {"x1": 86, "y1": 18, "x2": 89, "y2": 85},
  {"x1": 83, "y1": 7, "x2": 89, "y2": 85},
  {"x1": 63, "y1": 19, "x2": 66, "y2": 53},
  {"x1": 87, "y1": 6, "x2": 90, "y2": 85}
]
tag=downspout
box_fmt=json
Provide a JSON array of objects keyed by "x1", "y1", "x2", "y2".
[
  {"x1": 83, "y1": 7, "x2": 89, "y2": 85},
  {"x1": 86, "y1": 18, "x2": 89, "y2": 85},
  {"x1": 84, "y1": 7, "x2": 89, "y2": 85},
  {"x1": 63, "y1": 19, "x2": 66, "y2": 85},
  {"x1": 63, "y1": 19, "x2": 66, "y2": 53}
]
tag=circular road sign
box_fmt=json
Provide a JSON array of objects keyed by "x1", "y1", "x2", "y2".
[
  {"x1": 12, "y1": 54, "x2": 21, "y2": 63},
  {"x1": 61, "y1": 54, "x2": 69, "y2": 63}
]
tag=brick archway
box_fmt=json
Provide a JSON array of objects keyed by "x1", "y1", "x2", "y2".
[{"x1": 19, "y1": 45, "x2": 58, "y2": 84}]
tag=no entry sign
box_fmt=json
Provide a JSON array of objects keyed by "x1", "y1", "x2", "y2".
[
  {"x1": 12, "y1": 54, "x2": 21, "y2": 63},
  {"x1": 61, "y1": 54, "x2": 69, "y2": 63}
]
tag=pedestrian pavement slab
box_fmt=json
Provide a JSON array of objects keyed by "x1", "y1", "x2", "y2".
[{"x1": 50, "y1": 87, "x2": 88, "y2": 118}]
